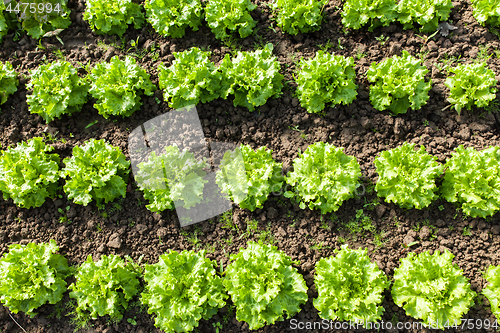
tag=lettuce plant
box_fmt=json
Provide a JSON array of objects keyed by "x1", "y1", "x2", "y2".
[
  {"x1": 471, "y1": 0, "x2": 500, "y2": 27},
  {"x1": 11, "y1": 0, "x2": 71, "y2": 39},
  {"x1": 83, "y1": 0, "x2": 145, "y2": 36},
  {"x1": 367, "y1": 50, "x2": 432, "y2": 115},
  {"x1": 483, "y1": 265, "x2": 500, "y2": 321},
  {"x1": 392, "y1": 250, "x2": 476, "y2": 329},
  {"x1": 374, "y1": 142, "x2": 443, "y2": 209},
  {"x1": 0, "y1": 137, "x2": 60, "y2": 209},
  {"x1": 441, "y1": 145, "x2": 500, "y2": 218},
  {"x1": 89, "y1": 56, "x2": 156, "y2": 119},
  {"x1": 69, "y1": 255, "x2": 140, "y2": 328},
  {"x1": 314, "y1": 244, "x2": 389, "y2": 326},
  {"x1": 216, "y1": 145, "x2": 283, "y2": 211},
  {"x1": 158, "y1": 47, "x2": 222, "y2": 109},
  {"x1": 0, "y1": 60, "x2": 19, "y2": 105},
  {"x1": 0, "y1": 1, "x2": 7, "y2": 42},
  {"x1": 0, "y1": 240, "x2": 70, "y2": 317},
  {"x1": 141, "y1": 250, "x2": 227, "y2": 333},
  {"x1": 205, "y1": 0, "x2": 256, "y2": 40},
  {"x1": 342, "y1": 0, "x2": 397, "y2": 31},
  {"x1": 224, "y1": 241, "x2": 308, "y2": 330},
  {"x1": 135, "y1": 145, "x2": 208, "y2": 212},
  {"x1": 296, "y1": 51, "x2": 357, "y2": 114},
  {"x1": 284, "y1": 142, "x2": 361, "y2": 214},
  {"x1": 270, "y1": 0, "x2": 328, "y2": 35},
  {"x1": 396, "y1": 0, "x2": 453, "y2": 32},
  {"x1": 27, "y1": 61, "x2": 88, "y2": 123},
  {"x1": 444, "y1": 62, "x2": 497, "y2": 115},
  {"x1": 219, "y1": 43, "x2": 284, "y2": 111},
  {"x1": 61, "y1": 139, "x2": 130, "y2": 208},
  {"x1": 145, "y1": 0, "x2": 203, "y2": 38}
]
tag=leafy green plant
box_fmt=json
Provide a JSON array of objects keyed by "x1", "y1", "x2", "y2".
[
  {"x1": 367, "y1": 50, "x2": 432, "y2": 115},
  {"x1": 145, "y1": 0, "x2": 203, "y2": 38},
  {"x1": 9, "y1": 0, "x2": 71, "y2": 39},
  {"x1": 374, "y1": 142, "x2": 443, "y2": 209},
  {"x1": 224, "y1": 241, "x2": 308, "y2": 330},
  {"x1": 27, "y1": 61, "x2": 88, "y2": 123},
  {"x1": 270, "y1": 0, "x2": 327, "y2": 35},
  {"x1": 69, "y1": 254, "x2": 140, "y2": 328},
  {"x1": 0, "y1": 60, "x2": 19, "y2": 105},
  {"x1": 483, "y1": 265, "x2": 500, "y2": 321},
  {"x1": 61, "y1": 139, "x2": 130, "y2": 208},
  {"x1": 396, "y1": 0, "x2": 453, "y2": 32},
  {"x1": 295, "y1": 51, "x2": 357, "y2": 114},
  {"x1": 219, "y1": 43, "x2": 284, "y2": 111},
  {"x1": 471, "y1": 0, "x2": 500, "y2": 27},
  {"x1": 141, "y1": 250, "x2": 227, "y2": 333},
  {"x1": 0, "y1": 240, "x2": 70, "y2": 317},
  {"x1": 441, "y1": 145, "x2": 500, "y2": 218},
  {"x1": 341, "y1": 0, "x2": 397, "y2": 31},
  {"x1": 392, "y1": 250, "x2": 476, "y2": 329},
  {"x1": 314, "y1": 244, "x2": 389, "y2": 326},
  {"x1": 216, "y1": 145, "x2": 283, "y2": 211},
  {"x1": 284, "y1": 142, "x2": 361, "y2": 214},
  {"x1": 0, "y1": 137, "x2": 60, "y2": 208},
  {"x1": 205, "y1": 0, "x2": 256, "y2": 40},
  {"x1": 444, "y1": 62, "x2": 497, "y2": 114},
  {"x1": 135, "y1": 145, "x2": 208, "y2": 212},
  {"x1": 89, "y1": 56, "x2": 156, "y2": 118},
  {"x1": 0, "y1": 1, "x2": 7, "y2": 42},
  {"x1": 158, "y1": 47, "x2": 222, "y2": 109},
  {"x1": 83, "y1": 0, "x2": 145, "y2": 36}
]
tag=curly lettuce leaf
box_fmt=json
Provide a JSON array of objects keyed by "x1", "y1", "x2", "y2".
[
  {"x1": 89, "y1": 56, "x2": 156, "y2": 118},
  {"x1": 69, "y1": 254, "x2": 140, "y2": 327},
  {"x1": 396, "y1": 0, "x2": 453, "y2": 32},
  {"x1": 0, "y1": 137, "x2": 60, "y2": 208},
  {"x1": 314, "y1": 244, "x2": 389, "y2": 326},
  {"x1": 0, "y1": 1, "x2": 8, "y2": 42},
  {"x1": 158, "y1": 47, "x2": 222, "y2": 109},
  {"x1": 444, "y1": 62, "x2": 497, "y2": 114},
  {"x1": 0, "y1": 60, "x2": 19, "y2": 105},
  {"x1": 14, "y1": 0, "x2": 71, "y2": 39},
  {"x1": 392, "y1": 250, "x2": 476, "y2": 329},
  {"x1": 367, "y1": 50, "x2": 431, "y2": 115},
  {"x1": 61, "y1": 139, "x2": 130, "y2": 208},
  {"x1": 285, "y1": 142, "x2": 361, "y2": 214},
  {"x1": 145, "y1": 0, "x2": 203, "y2": 38},
  {"x1": 0, "y1": 240, "x2": 69, "y2": 317},
  {"x1": 483, "y1": 265, "x2": 500, "y2": 321},
  {"x1": 205, "y1": 0, "x2": 256, "y2": 39},
  {"x1": 296, "y1": 51, "x2": 357, "y2": 114},
  {"x1": 441, "y1": 145, "x2": 500, "y2": 218},
  {"x1": 374, "y1": 142, "x2": 443, "y2": 209},
  {"x1": 219, "y1": 43, "x2": 283, "y2": 111},
  {"x1": 141, "y1": 250, "x2": 227, "y2": 333},
  {"x1": 27, "y1": 60, "x2": 88, "y2": 123},
  {"x1": 271, "y1": 0, "x2": 327, "y2": 35},
  {"x1": 471, "y1": 0, "x2": 500, "y2": 27},
  {"x1": 216, "y1": 145, "x2": 283, "y2": 211},
  {"x1": 342, "y1": 0, "x2": 397, "y2": 31},
  {"x1": 84, "y1": 0, "x2": 144, "y2": 36},
  {"x1": 224, "y1": 241, "x2": 308, "y2": 330},
  {"x1": 136, "y1": 145, "x2": 208, "y2": 212}
]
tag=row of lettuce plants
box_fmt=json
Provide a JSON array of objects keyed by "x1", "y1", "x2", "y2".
[
  {"x1": 0, "y1": 240, "x2": 498, "y2": 331},
  {"x1": 0, "y1": 47, "x2": 497, "y2": 120},
  {"x1": 1, "y1": 136, "x2": 499, "y2": 219},
  {"x1": 1, "y1": 0, "x2": 499, "y2": 42}
]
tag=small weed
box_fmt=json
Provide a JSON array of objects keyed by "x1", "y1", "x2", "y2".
[
  {"x1": 393, "y1": 216, "x2": 401, "y2": 228},
  {"x1": 220, "y1": 209, "x2": 238, "y2": 231},
  {"x1": 58, "y1": 205, "x2": 70, "y2": 224},
  {"x1": 373, "y1": 230, "x2": 387, "y2": 249},
  {"x1": 463, "y1": 226, "x2": 472, "y2": 236},
  {"x1": 355, "y1": 50, "x2": 366, "y2": 60},
  {"x1": 53, "y1": 49, "x2": 65, "y2": 60},
  {"x1": 320, "y1": 219, "x2": 331, "y2": 230},
  {"x1": 181, "y1": 227, "x2": 204, "y2": 249},
  {"x1": 343, "y1": 209, "x2": 375, "y2": 237},
  {"x1": 474, "y1": 44, "x2": 492, "y2": 63},
  {"x1": 375, "y1": 34, "x2": 389, "y2": 46},
  {"x1": 213, "y1": 322, "x2": 223, "y2": 333},
  {"x1": 239, "y1": 219, "x2": 259, "y2": 239},
  {"x1": 318, "y1": 39, "x2": 334, "y2": 51},
  {"x1": 337, "y1": 236, "x2": 346, "y2": 244},
  {"x1": 95, "y1": 223, "x2": 102, "y2": 232},
  {"x1": 258, "y1": 222, "x2": 275, "y2": 245},
  {"x1": 311, "y1": 241, "x2": 329, "y2": 251},
  {"x1": 422, "y1": 119, "x2": 429, "y2": 126},
  {"x1": 438, "y1": 205, "x2": 445, "y2": 211},
  {"x1": 448, "y1": 225, "x2": 454, "y2": 231},
  {"x1": 127, "y1": 317, "x2": 137, "y2": 325}
]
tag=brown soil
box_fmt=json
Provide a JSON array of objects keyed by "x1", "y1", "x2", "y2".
[{"x1": 1, "y1": 0, "x2": 500, "y2": 332}]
